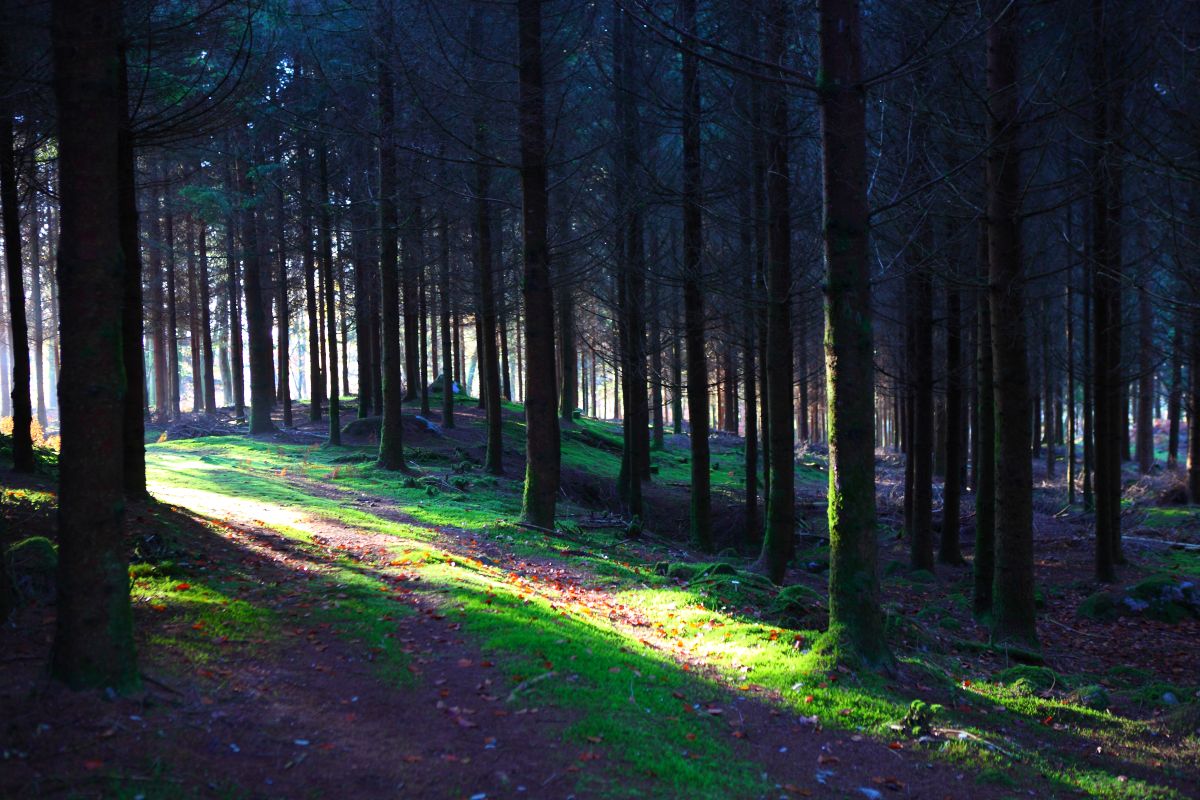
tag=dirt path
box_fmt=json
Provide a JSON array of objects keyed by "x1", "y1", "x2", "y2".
[{"x1": 141, "y1": 476, "x2": 1008, "y2": 799}]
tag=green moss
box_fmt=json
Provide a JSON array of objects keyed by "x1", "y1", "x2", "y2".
[
  {"x1": 994, "y1": 665, "x2": 1062, "y2": 693},
  {"x1": 1078, "y1": 591, "x2": 1122, "y2": 621}
]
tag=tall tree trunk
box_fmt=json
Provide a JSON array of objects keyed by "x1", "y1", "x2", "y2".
[
  {"x1": 30, "y1": 186, "x2": 47, "y2": 429},
  {"x1": 681, "y1": 0, "x2": 711, "y2": 551},
  {"x1": 1067, "y1": 281, "x2": 1077, "y2": 503},
  {"x1": 275, "y1": 168, "x2": 292, "y2": 427},
  {"x1": 50, "y1": 0, "x2": 138, "y2": 689},
  {"x1": 819, "y1": 0, "x2": 888, "y2": 667},
  {"x1": 187, "y1": 217, "x2": 203, "y2": 414},
  {"x1": 1167, "y1": 309, "x2": 1182, "y2": 468},
  {"x1": 909, "y1": 258, "x2": 934, "y2": 571},
  {"x1": 756, "y1": 0, "x2": 793, "y2": 584},
  {"x1": 650, "y1": 276, "x2": 665, "y2": 449},
  {"x1": 0, "y1": 99, "x2": 32, "y2": 471},
  {"x1": 973, "y1": 224, "x2": 996, "y2": 615},
  {"x1": 1136, "y1": 284, "x2": 1153, "y2": 474},
  {"x1": 517, "y1": 0, "x2": 560, "y2": 527},
  {"x1": 439, "y1": 212, "x2": 454, "y2": 428},
  {"x1": 402, "y1": 205, "x2": 420, "y2": 403},
  {"x1": 150, "y1": 189, "x2": 168, "y2": 421},
  {"x1": 318, "y1": 145, "x2": 340, "y2": 444},
  {"x1": 470, "y1": 20, "x2": 503, "y2": 475},
  {"x1": 165, "y1": 196, "x2": 181, "y2": 420},
  {"x1": 118, "y1": 49, "x2": 146, "y2": 495},
  {"x1": 236, "y1": 138, "x2": 277, "y2": 435},
  {"x1": 199, "y1": 217, "x2": 217, "y2": 414},
  {"x1": 1091, "y1": 0, "x2": 1123, "y2": 579},
  {"x1": 377, "y1": 3, "x2": 405, "y2": 469},
  {"x1": 559, "y1": 284, "x2": 577, "y2": 423},
  {"x1": 987, "y1": 0, "x2": 1038, "y2": 647},
  {"x1": 224, "y1": 156, "x2": 246, "y2": 421},
  {"x1": 1082, "y1": 239, "x2": 1094, "y2": 511},
  {"x1": 941, "y1": 275, "x2": 964, "y2": 564},
  {"x1": 299, "y1": 143, "x2": 322, "y2": 420}
]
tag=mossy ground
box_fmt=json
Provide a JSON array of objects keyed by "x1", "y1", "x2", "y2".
[{"x1": 3, "y1": 406, "x2": 1197, "y2": 798}]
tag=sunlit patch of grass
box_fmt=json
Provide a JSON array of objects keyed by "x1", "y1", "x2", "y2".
[
  {"x1": 130, "y1": 568, "x2": 273, "y2": 666},
  {"x1": 1140, "y1": 506, "x2": 1200, "y2": 529},
  {"x1": 143, "y1": 435, "x2": 1196, "y2": 799}
]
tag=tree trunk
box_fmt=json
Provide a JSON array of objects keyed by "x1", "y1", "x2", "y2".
[
  {"x1": 1136, "y1": 284, "x2": 1153, "y2": 474},
  {"x1": 516, "y1": 0, "x2": 560, "y2": 528},
  {"x1": 299, "y1": 142, "x2": 322, "y2": 420},
  {"x1": 940, "y1": 276, "x2": 964, "y2": 564},
  {"x1": 757, "y1": 0, "x2": 793, "y2": 584},
  {"x1": 199, "y1": 217, "x2": 217, "y2": 414},
  {"x1": 119, "y1": 50, "x2": 146, "y2": 495},
  {"x1": 1168, "y1": 309, "x2": 1182, "y2": 468},
  {"x1": 149, "y1": 189, "x2": 168, "y2": 421},
  {"x1": 909, "y1": 258, "x2": 934, "y2": 571},
  {"x1": 275, "y1": 167, "x2": 292, "y2": 427},
  {"x1": 1091, "y1": 0, "x2": 1123, "y2": 579},
  {"x1": 973, "y1": 223, "x2": 996, "y2": 616},
  {"x1": 681, "y1": 0, "x2": 711, "y2": 551},
  {"x1": 236, "y1": 138, "x2": 276, "y2": 435},
  {"x1": 50, "y1": 0, "x2": 138, "y2": 689},
  {"x1": 29, "y1": 186, "x2": 47, "y2": 430},
  {"x1": 0, "y1": 98, "x2": 32, "y2": 471},
  {"x1": 187, "y1": 217, "x2": 203, "y2": 414},
  {"x1": 470, "y1": 18, "x2": 503, "y2": 475},
  {"x1": 377, "y1": 3, "x2": 405, "y2": 469},
  {"x1": 987, "y1": 0, "x2": 1038, "y2": 647},
  {"x1": 439, "y1": 212, "x2": 454, "y2": 428},
  {"x1": 318, "y1": 145, "x2": 340, "y2": 444},
  {"x1": 819, "y1": 0, "x2": 889, "y2": 667}
]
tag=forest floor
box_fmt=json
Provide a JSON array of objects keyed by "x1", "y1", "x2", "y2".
[{"x1": 2, "y1": 397, "x2": 1199, "y2": 799}]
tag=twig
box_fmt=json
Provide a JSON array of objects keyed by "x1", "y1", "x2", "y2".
[
  {"x1": 140, "y1": 672, "x2": 185, "y2": 696},
  {"x1": 932, "y1": 727, "x2": 1018, "y2": 759},
  {"x1": 507, "y1": 670, "x2": 557, "y2": 703}
]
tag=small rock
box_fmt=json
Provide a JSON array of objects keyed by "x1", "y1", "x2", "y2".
[
  {"x1": 858, "y1": 789, "x2": 883, "y2": 800},
  {"x1": 1162, "y1": 692, "x2": 1179, "y2": 706}
]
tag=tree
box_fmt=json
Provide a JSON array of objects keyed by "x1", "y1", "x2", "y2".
[
  {"x1": 681, "y1": 0, "x2": 711, "y2": 552},
  {"x1": 517, "y1": 0, "x2": 560, "y2": 528},
  {"x1": 756, "y1": 0, "x2": 794, "y2": 584},
  {"x1": 50, "y1": 0, "x2": 138, "y2": 690},
  {"x1": 0, "y1": 90, "x2": 33, "y2": 472},
  {"x1": 986, "y1": 0, "x2": 1038, "y2": 648},
  {"x1": 376, "y1": 0, "x2": 404, "y2": 470},
  {"x1": 236, "y1": 133, "x2": 277, "y2": 435},
  {"x1": 819, "y1": 0, "x2": 888, "y2": 667}
]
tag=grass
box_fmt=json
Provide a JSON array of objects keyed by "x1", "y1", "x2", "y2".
[
  {"x1": 9, "y1": 406, "x2": 1193, "y2": 799},
  {"x1": 135, "y1": 417, "x2": 1200, "y2": 799}
]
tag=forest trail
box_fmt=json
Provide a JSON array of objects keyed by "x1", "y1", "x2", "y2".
[
  {"x1": 4, "y1": 420, "x2": 1199, "y2": 799},
  {"x1": 134, "y1": 472, "x2": 995, "y2": 799}
]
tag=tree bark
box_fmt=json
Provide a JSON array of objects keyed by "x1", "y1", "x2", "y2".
[
  {"x1": 236, "y1": 137, "x2": 277, "y2": 435},
  {"x1": 757, "y1": 0, "x2": 793, "y2": 584},
  {"x1": 819, "y1": 0, "x2": 889, "y2": 667},
  {"x1": 0, "y1": 96, "x2": 32, "y2": 471},
  {"x1": 50, "y1": 0, "x2": 138, "y2": 689},
  {"x1": 377, "y1": 3, "x2": 405, "y2": 469},
  {"x1": 118, "y1": 49, "x2": 146, "y2": 495},
  {"x1": 517, "y1": 0, "x2": 560, "y2": 528},
  {"x1": 318, "y1": 145, "x2": 340, "y2": 444},
  {"x1": 940, "y1": 275, "x2": 964, "y2": 564},
  {"x1": 987, "y1": 0, "x2": 1038, "y2": 647},
  {"x1": 973, "y1": 223, "x2": 996, "y2": 615},
  {"x1": 680, "y1": 0, "x2": 711, "y2": 551},
  {"x1": 439, "y1": 212, "x2": 454, "y2": 428},
  {"x1": 299, "y1": 141, "x2": 322, "y2": 421},
  {"x1": 1091, "y1": 0, "x2": 1123, "y2": 580}
]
